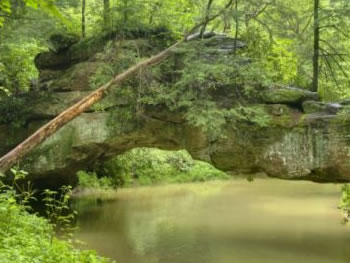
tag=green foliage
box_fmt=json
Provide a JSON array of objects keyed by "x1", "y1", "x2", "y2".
[
  {"x1": 137, "y1": 41, "x2": 273, "y2": 138},
  {"x1": 100, "y1": 148, "x2": 230, "y2": 187},
  {"x1": 265, "y1": 39, "x2": 298, "y2": 84},
  {"x1": 0, "y1": 0, "x2": 66, "y2": 27},
  {"x1": 226, "y1": 105, "x2": 272, "y2": 128},
  {"x1": 4, "y1": 0, "x2": 350, "y2": 106},
  {"x1": 0, "y1": 0, "x2": 11, "y2": 26},
  {"x1": 0, "y1": 96, "x2": 29, "y2": 126},
  {"x1": 241, "y1": 28, "x2": 303, "y2": 87},
  {"x1": 0, "y1": 169, "x2": 112, "y2": 263},
  {"x1": 88, "y1": 40, "x2": 142, "y2": 90},
  {"x1": 42, "y1": 186, "x2": 77, "y2": 237},
  {"x1": 335, "y1": 106, "x2": 350, "y2": 123},
  {"x1": 339, "y1": 184, "x2": 350, "y2": 223},
  {"x1": 77, "y1": 171, "x2": 116, "y2": 190},
  {"x1": 0, "y1": 40, "x2": 44, "y2": 94}
]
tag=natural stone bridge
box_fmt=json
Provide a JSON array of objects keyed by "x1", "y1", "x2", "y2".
[{"x1": 1, "y1": 33, "x2": 350, "y2": 186}]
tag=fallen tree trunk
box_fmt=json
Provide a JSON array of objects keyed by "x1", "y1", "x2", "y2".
[{"x1": 0, "y1": 1, "x2": 234, "y2": 173}]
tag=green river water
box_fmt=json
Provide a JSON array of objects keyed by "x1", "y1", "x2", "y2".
[{"x1": 73, "y1": 179, "x2": 350, "y2": 263}]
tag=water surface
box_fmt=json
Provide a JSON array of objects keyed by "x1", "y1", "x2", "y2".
[{"x1": 73, "y1": 179, "x2": 350, "y2": 263}]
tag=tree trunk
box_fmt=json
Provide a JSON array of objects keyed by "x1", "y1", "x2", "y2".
[
  {"x1": 82, "y1": 0, "x2": 86, "y2": 38},
  {"x1": 103, "y1": 0, "x2": 110, "y2": 28},
  {"x1": 200, "y1": 0, "x2": 214, "y2": 38},
  {"x1": 233, "y1": 0, "x2": 239, "y2": 55},
  {"x1": 123, "y1": 0, "x2": 128, "y2": 23},
  {"x1": 312, "y1": 0, "x2": 320, "y2": 92}
]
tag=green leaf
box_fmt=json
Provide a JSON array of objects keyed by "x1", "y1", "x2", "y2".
[{"x1": 0, "y1": 0, "x2": 11, "y2": 13}]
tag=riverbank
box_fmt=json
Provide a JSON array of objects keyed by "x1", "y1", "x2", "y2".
[{"x1": 70, "y1": 172, "x2": 268, "y2": 200}]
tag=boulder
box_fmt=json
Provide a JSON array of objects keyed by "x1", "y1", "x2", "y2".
[
  {"x1": 186, "y1": 31, "x2": 217, "y2": 41},
  {"x1": 340, "y1": 98, "x2": 350, "y2": 106},
  {"x1": 262, "y1": 87, "x2": 319, "y2": 104},
  {"x1": 204, "y1": 35, "x2": 246, "y2": 53},
  {"x1": 34, "y1": 51, "x2": 71, "y2": 70},
  {"x1": 41, "y1": 62, "x2": 104, "y2": 92},
  {"x1": 302, "y1": 101, "x2": 343, "y2": 114},
  {"x1": 49, "y1": 33, "x2": 80, "y2": 52}
]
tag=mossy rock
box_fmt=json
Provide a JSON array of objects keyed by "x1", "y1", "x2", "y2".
[
  {"x1": 38, "y1": 69, "x2": 65, "y2": 82},
  {"x1": 302, "y1": 101, "x2": 328, "y2": 113},
  {"x1": 28, "y1": 91, "x2": 91, "y2": 118},
  {"x1": 49, "y1": 33, "x2": 80, "y2": 52},
  {"x1": 34, "y1": 51, "x2": 71, "y2": 70},
  {"x1": 262, "y1": 87, "x2": 319, "y2": 104},
  {"x1": 303, "y1": 101, "x2": 343, "y2": 114},
  {"x1": 45, "y1": 62, "x2": 105, "y2": 92}
]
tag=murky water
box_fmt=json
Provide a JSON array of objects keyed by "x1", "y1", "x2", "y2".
[{"x1": 73, "y1": 179, "x2": 350, "y2": 263}]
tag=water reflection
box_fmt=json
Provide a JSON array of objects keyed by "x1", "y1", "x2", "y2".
[{"x1": 73, "y1": 179, "x2": 350, "y2": 263}]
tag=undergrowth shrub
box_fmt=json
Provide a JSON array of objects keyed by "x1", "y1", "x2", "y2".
[
  {"x1": 0, "y1": 96, "x2": 29, "y2": 126},
  {"x1": 0, "y1": 169, "x2": 112, "y2": 263},
  {"x1": 339, "y1": 184, "x2": 350, "y2": 223},
  {"x1": 77, "y1": 170, "x2": 116, "y2": 190}
]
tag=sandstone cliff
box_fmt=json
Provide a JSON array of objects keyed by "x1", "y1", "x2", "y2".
[{"x1": 1, "y1": 32, "x2": 350, "y2": 186}]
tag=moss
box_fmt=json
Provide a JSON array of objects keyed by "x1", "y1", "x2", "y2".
[
  {"x1": 22, "y1": 124, "x2": 76, "y2": 173},
  {"x1": 69, "y1": 34, "x2": 107, "y2": 63},
  {"x1": 48, "y1": 62, "x2": 104, "y2": 91},
  {"x1": 302, "y1": 101, "x2": 328, "y2": 113},
  {"x1": 49, "y1": 33, "x2": 80, "y2": 52},
  {"x1": 262, "y1": 87, "x2": 318, "y2": 104}
]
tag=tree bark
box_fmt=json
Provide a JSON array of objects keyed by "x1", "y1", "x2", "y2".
[
  {"x1": 233, "y1": 0, "x2": 239, "y2": 55},
  {"x1": 0, "y1": 0, "x2": 236, "y2": 173},
  {"x1": 103, "y1": 0, "x2": 110, "y2": 28},
  {"x1": 123, "y1": 0, "x2": 128, "y2": 23},
  {"x1": 82, "y1": 0, "x2": 86, "y2": 38},
  {"x1": 312, "y1": 0, "x2": 320, "y2": 92},
  {"x1": 190, "y1": 0, "x2": 234, "y2": 36},
  {"x1": 200, "y1": 0, "x2": 214, "y2": 38}
]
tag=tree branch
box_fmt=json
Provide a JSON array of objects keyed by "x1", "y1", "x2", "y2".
[{"x1": 187, "y1": 0, "x2": 234, "y2": 36}]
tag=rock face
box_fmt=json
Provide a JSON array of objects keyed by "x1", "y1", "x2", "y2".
[
  {"x1": 2, "y1": 33, "x2": 350, "y2": 186},
  {"x1": 262, "y1": 87, "x2": 319, "y2": 104}
]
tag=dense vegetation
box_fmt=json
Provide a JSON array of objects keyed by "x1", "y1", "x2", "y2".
[
  {"x1": 339, "y1": 184, "x2": 350, "y2": 223},
  {"x1": 76, "y1": 148, "x2": 229, "y2": 190},
  {"x1": 0, "y1": 169, "x2": 112, "y2": 262},
  {"x1": 2, "y1": 0, "x2": 350, "y2": 102}
]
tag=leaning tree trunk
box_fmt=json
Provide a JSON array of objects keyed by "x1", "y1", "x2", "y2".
[
  {"x1": 312, "y1": 0, "x2": 320, "y2": 92},
  {"x1": 0, "y1": 0, "x2": 235, "y2": 173},
  {"x1": 200, "y1": 0, "x2": 214, "y2": 38},
  {"x1": 233, "y1": 0, "x2": 239, "y2": 55}
]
